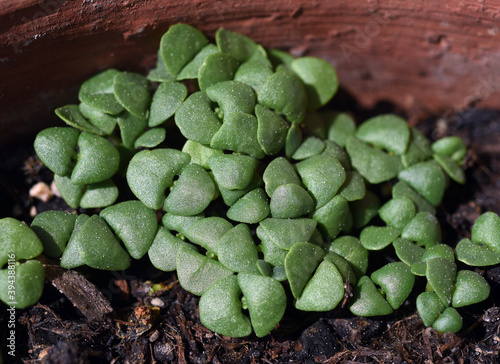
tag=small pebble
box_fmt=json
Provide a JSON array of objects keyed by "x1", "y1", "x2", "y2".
[
  {"x1": 150, "y1": 297, "x2": 165, "y2": 308},
  {"x1": 51, "y1": 180, "x2": 61, "y2": 197},
  {"x1": 149, "y1": 330, "x2": 160, "y2": 342},
  {"x1": 30, "y1": 181, "x2": 54, "y2": 202}
]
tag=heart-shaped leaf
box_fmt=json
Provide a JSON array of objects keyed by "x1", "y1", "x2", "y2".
[
  {"x1": 31, "y1": 211, "x2": 77, "y2": 257},
  {"x1": 350, "y1": 191, "x2": 380, "y2": 229},
  {"x1": 227, "y1": 188, "x2": 269, "y2": 224},
  {"x1": 177, "y1": 44, "x2": 218, "y2": 80},
  {"x1": 285, "y1": 242, "x2": 325, "y2": 299},
  {"x1": 113, "y1": 72, "x2": 151, "y2": 120},
  {"x1": 0, "y1": 260, "x2": 45, "y2": 309},
  {"x1": 433, "y1": 153, "x2": 465, "y2": 184},
  {"x1": 182, "y1": 140, "x2": 223, "y2": 170},
  {"x1": 426, "y1": 257, "x2": 457, "y2": 306},
  {"x1": 255, "y1": 105, "x2": 289, "y2": 156},
  {"x1": 71, "y1": 132, "x2": 120, "y2": 185},
  {"x1": 198, "y1": 52, "x2": 239, "y2": 91},
  {"x1": 210, "y1": 112, "x2": 264, "y2": 158},
  {"x1": 258, "y1": 65, "x2": 307, "y2": 124},
  {"x1": 431, "y1": 136, "x2": 467, "y2": 164},
  {"x1": 0, "y1": 218, "x2": 43, "y2": 266},
  {"x1": 401, "y1": 127, "x2": 433, "y2": 168},
  {"x1": 416, "y1": 291, "x2": 446, "y2": 327},
  {"x1": 371, "y1": 262, "x2": 415, "y2": 309},
  {"x1": 471, "y1": 212, "x2": 500, "y2": 253},
  {"x1": 452, "y1": 270, "x2": 490, "y2": 308},
  {"x1": 78, "y1": 68, "x2": 124, "y2": 115},
  {"x1": 147, "y1": 50, "x2": 176, "y2": 82},
  {"x1": 126, "y1": 148, "x2": 190, "y2": 209},
  {"x1": 148, "y1": 81, "x2": 187, "y2": 127},
  {"x1": 339, "y1": 171, "x2": 366, "y2": 202},
  {"x1": 355, "y1": 114, "x2": 410, "y2": 155},
  {"x1": 161, "y1": 213, "x2": 205, "y2": 237},
  {"x1": 270, "y1": 183, "x2": 315, "y2": 218},
  {"x1": 53, "y1": 174, "x2": 85, "y2": 209},
  {"x1": 296, "y1": 153, "x2": 346, "y2": 209},
  {"x1": 218, "y1": 172, "x2": 263, "y2": 206},
  {"x1": 238, "y1": 273, "x2": 287, "y2": 337},
  {"x1": 101, "y1": 200, "x2": 158, "y2": 259},
  {"x1": 175, "y1": 91, "x2": 222, "y2": 145},
  {"x1": 324, "y1": 252, "x2": 358, "y2": 285},
  {"x1": 324, "y1": 111, "x2": 356, "y2": 148},
  {"x1": 78, "y1": 68, "x2": 123, "y2": 115},
  {"x1": 60, "y1": 215, "x2": 130, "y2": 270},
  {"x1": 422, "y1": 244, "x2": 455, "y2": 262},
  {"x1": 34, "y1": 127, "x2": 80, "y2": 176},
  {"x1": 379, "y1": 197, "x2": 416, "y2": 230},
  {"x1": 257, "y1": 218, "x2": 317, "y2": 251},
  {"x1": 432, "y1": 307, "x2": 462, "y2": 333},
  {"x1": 360, "y1": 226, "x2": 401, "y2": 251},
  {"x1": 55, "y1": 105, "x2": 104, "y2": 135},
  {"x1": 199, "y1": 275, "x2": 252, "y2": 337},
  {"x1": 292, "y1": 137, "x2": 325, "y2": 160},
  {"x1": 176, "y1": 245, "x2": 232, "y2": 296},
  {"x1": 401, "y1": 212, "x2": 441, "y2": 249},
  {"x1": 312, "y1": 195, "x2": 349, "y2": 239},
  {"x1": 160, "y1": 24, "x2": 208, "y2": 76},
  {"x1": 215, "y1": 28, "x2": 265, "y2": 62},
  {"x1": 148, "y1": 226, "x2": 195, "y2": 272},
  {"x1": 164, "y1": 163, "x2": 216, "y2": 216},
  {"x1": 218, "y1": 224, "x2": 259, "y2": 273},
  {"x1": 263, "y1": 157, "x2": 301, "y2": 198},
  {"x1": 393, "y1": 238, "x2": 425, "y2": 266},
  {"x1": 182, "y1": 217, "x2": 233, "y2": 254},
  {"x1": 206, "y1": 80, "x2": 256, "y2": 116},
  {"x1": 78, "y1": 102, "x2": 118, "y2": 135},
  {"x1": 329, "y1": 236, "x2": 368, "y2": 278},
  {"x1": 398, "y1": 161, "x2": 446, "y2": 207},
  {"x1": 79, "y1": 179, "x2": 119, "y2": 209},
  {"x1": 208, "y1": 154, "x2": 259, "y2": 191},
  {"x1": 349, "y1": 276, "x2": 393, "y2": 316},
  {"x1": 392, "y1": 181, "x2": 436, "y2": 215},
  {"x1": 134, "y1": 128, "x2": 166, "y2": 149},
  {"x1": 346, "y1": 136, "x2": 402, "y2": 184},
  {"x1": 234, "y1": 58, "x2": 274, "y2": 93},
  {"x1": 455, "y1": 238, "x2": 500, "y2": 266},
  {"x1": 290, "y1": 57, "x2": 339, "y2": 111},
  {"x1": 295, "y1": 259, "x2": 344, "y2": 311}
]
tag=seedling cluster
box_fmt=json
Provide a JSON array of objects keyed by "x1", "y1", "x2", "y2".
[{"x1": 1, "y1": 24, "x2": 499, "y2": 338}]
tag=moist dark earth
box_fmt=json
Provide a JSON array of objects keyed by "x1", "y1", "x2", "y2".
[{"x1": 1, "y1": 91, "x2": 499, "y2": 363}]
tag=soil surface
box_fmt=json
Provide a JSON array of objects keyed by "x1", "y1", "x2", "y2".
[{"x1": 1, "y1": 95, "x2": 500, "y2": 363}]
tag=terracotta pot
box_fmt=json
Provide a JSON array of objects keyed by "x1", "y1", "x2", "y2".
[{"x1": 1, "y1": 0, "x2": 500, "y2": 145}]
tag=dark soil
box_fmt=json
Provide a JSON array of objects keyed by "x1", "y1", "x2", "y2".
[{"x1": 1, "y1": 97, "x2": 500, "y2": 363}]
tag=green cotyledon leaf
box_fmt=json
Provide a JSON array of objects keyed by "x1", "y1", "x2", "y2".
[
  {"x1": 126, "y1": 148, "x2": 190, "y2": 209},
  {"x1": 31, "y1": 211, "x2": 78, "y2": 258},
  {"x1": 100, "y1": 200, "x2": 158, "y2": 259},
  {"x1": 0, "y1": 260, "x2": 45, "y2": 309},
  {"x1": 285, "y1": 242, "x2": 326, "y2": 299},
  {"x1": 160, "y1": 23, "x2": 208, "y2": 76},
  {"x1": 164, "y1": 163, "x2": 216, "y2": 216},
  {"x1": 0, "y1": 218, "x2": 43, "y2": 267},
  {"x1": 238, "y1": 273, "x2": 287, "y2": 337},
  {"x1": 290, "y1": 56, "x2": 339, "y2": 111},
  {"x1": 199, "y1": 275, "x2": 252, "y2": 337},
  {"x1": 34, "y1": 127, "x2": 80, "y2": 176}
]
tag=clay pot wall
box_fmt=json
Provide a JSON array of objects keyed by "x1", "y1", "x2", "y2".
[{"x1": 1, "y1": 0, "x2": 500, "y2": 144}]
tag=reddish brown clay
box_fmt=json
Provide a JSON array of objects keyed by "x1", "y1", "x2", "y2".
[{"x1": 1, "y1": 0, "x2": 500, "y2": 144}]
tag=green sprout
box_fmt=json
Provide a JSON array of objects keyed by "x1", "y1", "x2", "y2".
[{"x1": 1, "y1": 23, "x2": 498, "y2": 339}]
